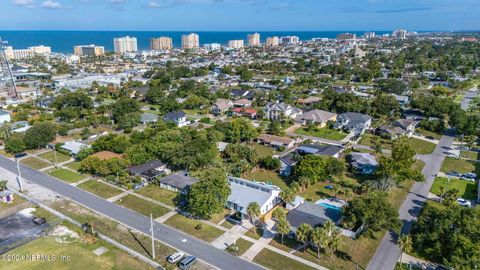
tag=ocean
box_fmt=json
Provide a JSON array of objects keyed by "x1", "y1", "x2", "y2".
[{"x1": 0, "y1": 31, "x2": 391, "y2": 54}]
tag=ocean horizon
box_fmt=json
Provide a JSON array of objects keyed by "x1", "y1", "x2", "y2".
[{"x1": 0, "y1": 30, "x2": 397, "y2": 54}]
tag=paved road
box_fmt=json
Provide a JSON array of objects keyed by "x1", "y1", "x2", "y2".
[
  {"x1": 367, "y1": 130, "x2": 455, "y2": 270},
  {"x1": 0, "y1": 156, "x2": 264, "y2": 270},
  {"x1": 460, "y1": 86, "x2": 478, "y2": 111}
]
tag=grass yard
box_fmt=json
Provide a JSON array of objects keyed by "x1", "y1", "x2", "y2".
[
  {"x1": 3, "y1": 232, "x2": 154, "y2": 270},
  {"x1": 209, "y1": 208, "x2": 231, "y2": 224},
  {"x1": 115, "y1": 194, "x2": 170, "y2": 219},
  {"x1": 228, "y1": 238, "x2": 254, "y2": 256},
  {"x1": 47, "y1": 168, "x2": 86, "y2": 183},
  {"x1": 49, "y1": 200, "x2": 176, "y2": 267},
  {"x1": 0, "y1": 149, "x2": 14, "y2": 158},
  {"x1": 39, "y1": 151, "x2": 71, "y2": 163},
  {"x1": 460, "y1": 151, "x2": 479, "y2": 160},
  {"x1": 441, "y1": 157, "x2": 479, "y2": 174},
  {"x1": 78, "y1": 180, "x2": 123, "y2": 199},
  {"x1": 253, "y1": 248, "x2": 317, "y2": 270},
  {"x1": 416, "y1": 128, "x2": 442, "y2": 140},
  {"x1": 64, "y1": 161, "x2": 82, "y2": 171},
  {"x1": 135, "y1": 184, "x2": 177, "y2": 207},
  {"x1": 268, "y1": 230, "x2": 384, "y2": 270},
  {"x1": 408, "y1": 137, "x2": 436, "y2": 155},
  {"x1": 20, "y1": 157, "x2": 51, "y2": 169},
  {"x1": 164, "y1": 214, "x2": 225, "y2": 242},
  {"x1": 247, "y1": 142, "x2": 280, "y2": 159},
  {"x1": 431, "y1": 177, "x2": 477, "y2": 200},
  {"x1": 294, "y1": 127, "x2": 347, "y2": 141},
  {"x1": 0, "y1": 195, "x2": 28, "y2": 212},
  {"x1": 244, "y1": 169, "x2": 289, "y2": 190},
  {"x1": 220, "y1": 220, "x2": 236, "y2": 229},
  {"x1": 300, "y1": 176, "x2": 361, "y2": 203},
  {"x1": 359, "y1": 133, "x2": 393, "y2": 149},
  {"x1": 244, "y1": 227, "x2": 263, "y2": 240}
]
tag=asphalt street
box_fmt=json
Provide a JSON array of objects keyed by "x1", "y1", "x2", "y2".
[{"x1": 0, "y1": 155, "x2": 264, "y2": 270}]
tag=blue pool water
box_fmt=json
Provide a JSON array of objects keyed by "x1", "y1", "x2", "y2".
[{"x1": 317, "y1": 202, "x2": 342, "y2": 212}]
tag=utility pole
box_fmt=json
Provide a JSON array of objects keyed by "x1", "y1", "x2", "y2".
[
  {"x1": 150, "y1": 213, "x2": 155, "y2": 260},
  {"x1": 15, "y1": 158, "x2": 23, "y2": 192}
]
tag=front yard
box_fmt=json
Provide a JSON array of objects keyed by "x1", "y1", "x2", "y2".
[
  {"x1": 39, "y1": 151, "x2": 71, "y2": 163},
  {"x1": 253, "y1": 248, "x2": 317, "y2": 270},
  {"x1": 164, "y1": 214, "x2": 225, "y2": 242},
  {"x1": 47, "y1": 168, "x2": 86, "y2": 183},
  {"x1": 135, "y1": 184, "x2": 178, "y2": 207},
  {"x1": 247, "y1": 142, "x2": 280, "y2": 158},
  {"x1": 408, "y1": 137, "x2": 436, "y2": 155},
  {"x1": 431, "y1": 177, "x2": 477, "y2": 200},
  {"x1": 294, "y1": 127, "x2": 347, "y2": 141},
  {"x1": 441, "y1": 157, "x2": 479, "y2": 174},
  {"x1": 78, "y1": 180, "x2": 123, "y2": 199},
  {"x1": 115, "y1": 194, "x2": 170, "y2": 219},
  {"x1": 20, "y1": 157, "x2": 51, "y2": 169}
]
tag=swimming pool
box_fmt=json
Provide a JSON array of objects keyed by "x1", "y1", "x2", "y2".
[{"x1": 317, "y1": 202, "x2": 342, "y2": 211}]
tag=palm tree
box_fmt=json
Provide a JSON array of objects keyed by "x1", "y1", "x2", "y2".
[
  {"x1": 343, "y1": 188, "x2": 354, "y2": 204},
  {"x1": 296, "y1": 223, "x2": 312, "y2": 251},
  {"x1": 276, "y1": 217, "x2": 290, "y2": 246},
  {"x1": 323, "y1": 221, "x2": 341, "y2": 260},
  {"x1": 272, "y1": 207, "x2": 286, "y2": 221},
  {"x1": 310, "y1": 227, "x2": 328, "y2": 259},
  {"x1": 247, "y1": 202, "x2": 261, "y2": 225},
  {"x1": 398, "y1": 234, "x2": 413, "y2": 265},
  {"x1": 280, "y1": 188, "x2": 295, "y2": 204},
  {"x1": 0, "y1": 180, "x2": 7, "y2": 191},
  {"x1": 298, "y1": 176, "x2": 310, "y2": 192}
]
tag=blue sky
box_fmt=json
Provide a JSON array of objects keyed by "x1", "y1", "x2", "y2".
[{"x1": 1, "y1": 0, "x2": 479, "y2": 31}]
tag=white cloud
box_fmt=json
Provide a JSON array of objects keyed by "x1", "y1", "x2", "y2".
[
  {"x1": 148, "y1": 1, "x2": 161, "y2": 7},
  {"x1": 13, "y1": 0, "x2": 36, "y2": 8},
  {"x1": 41, "y1": 0, "x2": 61, "y2": 8}
]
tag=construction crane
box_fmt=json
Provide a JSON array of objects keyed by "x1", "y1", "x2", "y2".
[{"x1": 0, "y1": 37, "x2": 17, "y2": 99}]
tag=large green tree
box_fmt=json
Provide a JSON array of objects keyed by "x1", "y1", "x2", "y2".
[{"x1": 24, "y1": 122, "x2": 57, "y2": 149}]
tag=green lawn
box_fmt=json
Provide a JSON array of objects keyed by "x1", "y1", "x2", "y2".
[
  {"x1": 244, "y1": 227, "x2": 263, "y2": 240},
  {"x1": 209, "y1": 208, "x2": 231, "y2": 224},
  {"x1": 431, "y1": 177, "x2": 477, "y2": 200},
  {"x1": 408, "y1": 137, "x2": 436, "y2": 155},
  {"x1": 20, "y1": 157, "x2": 51, "y2": 169},
  {"x1": 3, "y1": 231, "x2": 154, "y2": 270},
  {"x1": 0, "y1": 195, "x2": 28, "y2": 212},
  {"x1": 47, "y1": 168, "x2": 86, "y2": 183},
  {"x1": 416, "y1": 128, "x2": 442, "y2": 140},
  {"x1": 300, "y1": 176, "x2": 361, "y2": 203},
  {"x1": 359, "y1": 133, "x2": 392, "y2": 149},
  {"x1": 78, "y1": 180, "x2": 123, "y2": 199},
  {"x1": 135, "y1": 184, "x2": 177, "y2": 207},
  {"x1": 228, "y1": 238, "x2": 254, "y2": 256},
  {"x1": 64, "y1": 161, "x2": 82, "y2": 171},
  {"x1": 220, "y1": 220, "x2": 236, "y2": 229},
  {"x1": 441, "y1": 157, "x2": 478, "y2": 174},
  {"x1": 0, "y1": 149, "x2": 14, "y2": 158},
  {"x1": 295, "y1": 127, "x2": 347, "y2": 141},
  {"x1": 460, "y1": 151, "x2": 479, "y2": 160},
  {"x1": 247, "y1": 142, "x2": 280, "y2": 158},
  {"x1": 244, "y1": 169, "x2": 289, "y2": 190},
  {"x1": 253, "y1": 248, "x2": 316, "y2": 270},
  {"x1": 39, "y1": 151, "x2": 71, "y2": 163},
  {"x1": 164, "y1": 214, "x2": 225, "y2": 242},
  {"x1": 116, "y1": 194, "x2": 170, "y2": 219}
]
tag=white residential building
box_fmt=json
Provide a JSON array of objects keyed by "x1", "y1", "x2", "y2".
[
  {"x1": 228, "y1": 40, "x2": 244, "y2": 49},
  {"x1": 264, "y1": 102, "x2": 303, "y2": 120},
  {"x1": 226, "y1": 177, "x2": 282, "y2": 219}
]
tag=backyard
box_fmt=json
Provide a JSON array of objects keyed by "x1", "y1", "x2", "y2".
[
  {"x1": 430, "y1": 177, "x2": 477, "y2": 200},
  {"x1": 244, "y1": 169, "x2": 289, "y2": 190},
  {"x1": 164, "y1": 214, "x2": 225, "y2": 242},
  {"x1": 78, "y1": 180, "x2": 123, "y2": 199},
  {"x1": 294, "y1": 127, "x2": 347, "y2": 141},
  {"x1": 247, "y1": 142, "x2": 280, "y2": 159}
]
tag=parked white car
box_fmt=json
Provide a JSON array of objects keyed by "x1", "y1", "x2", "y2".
[
  {"x1": 167, "y1": 251, "x2": 185, "y2": 264},
  {"x1": 457, "y1": 198, "x2": 472, "y2": 207}
]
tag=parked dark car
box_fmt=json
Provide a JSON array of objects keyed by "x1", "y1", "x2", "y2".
[{"x1": 14, "y1": 152, "x2": 27, "y2": 159}]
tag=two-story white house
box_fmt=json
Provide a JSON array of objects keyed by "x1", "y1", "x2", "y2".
[
  {"x1": 264, "y1": 102, "x2": 303, "y2": 121},
  {"x1": 163, "y1": 111, "x2": 188, "y2": 127}
]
